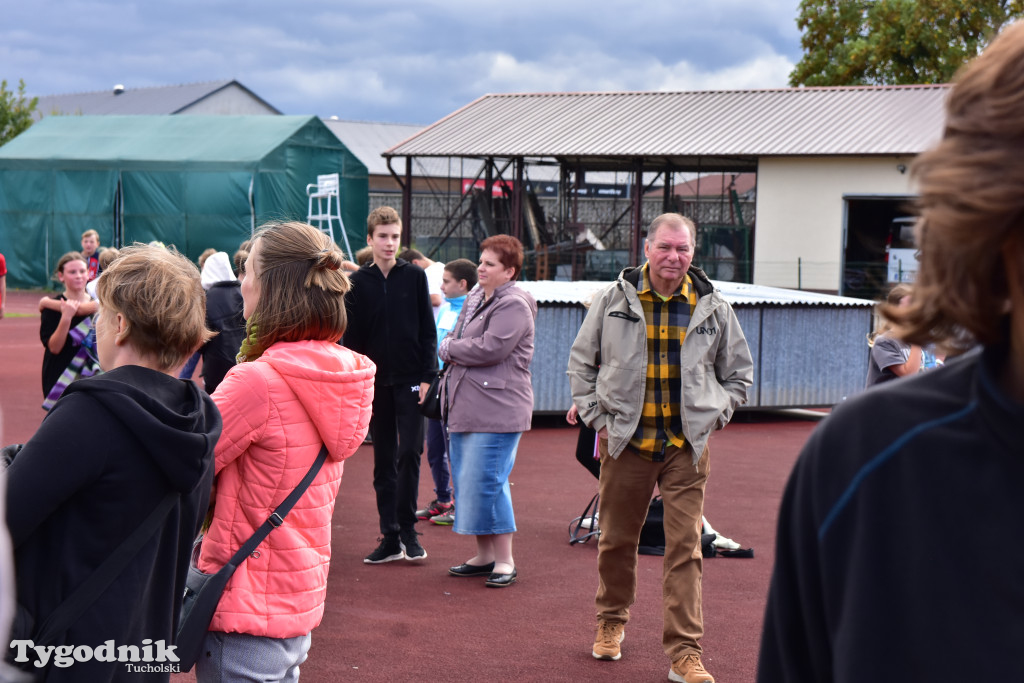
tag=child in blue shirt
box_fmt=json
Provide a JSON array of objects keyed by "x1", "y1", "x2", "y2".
[{"x1": 417, "y1": 258, "x2": 478, "y2": 525}]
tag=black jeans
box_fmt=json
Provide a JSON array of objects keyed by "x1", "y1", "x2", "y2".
[
  {"x1": 370, "y1": 383, "x2": 425, "y2": 535},
  {"x1": 425, "y1": 418, "x2": 452, "y2": 503}
]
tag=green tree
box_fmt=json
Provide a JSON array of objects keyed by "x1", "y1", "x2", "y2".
[
  {"x1": 790, "y1": 0, "x2": 1024, "y2": 86},
  {"x1": 0, "y1": 79, "x2": 39, "y2": 146}
]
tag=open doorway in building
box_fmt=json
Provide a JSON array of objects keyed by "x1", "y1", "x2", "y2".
[{"x1": 842, "y1": 195, "x2": 917, "y2": 300}]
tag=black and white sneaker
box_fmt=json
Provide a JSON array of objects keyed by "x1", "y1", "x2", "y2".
[
  {"x1": 399, "y1": 530, "x2": 428, "y2": 561},
  {"x1": 364, "y1": 535, "x2": 405, "y2": 564}
]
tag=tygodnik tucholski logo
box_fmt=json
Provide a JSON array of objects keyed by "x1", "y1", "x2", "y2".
[{"x1": 9, "y1": 638, "x2": 180, "y2": 673}]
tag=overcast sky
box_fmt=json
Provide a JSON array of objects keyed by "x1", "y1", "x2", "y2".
[{"x1": 5, "y1": 1, "x2": 804, "y2": 125}]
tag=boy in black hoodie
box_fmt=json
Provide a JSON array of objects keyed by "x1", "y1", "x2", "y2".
[{"x1": 344, "y1": 207, "x2": 437, "y2": 563}]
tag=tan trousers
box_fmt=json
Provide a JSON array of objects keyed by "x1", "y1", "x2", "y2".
[{"x1": 595, "y1": 439, "x2": 709, "y2": 661}]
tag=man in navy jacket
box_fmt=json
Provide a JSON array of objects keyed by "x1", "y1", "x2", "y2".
[{"x1": 759, "y1": 22, "x2": 1024, "y2": 682}]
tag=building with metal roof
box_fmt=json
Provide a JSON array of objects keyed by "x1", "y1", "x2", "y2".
[
  {"x1": 388, "y1": 86, "x2": 946, "y2": 162},
  {"x1": 321, "y1": 118, "x2": 476, "y2": 193},
  {"x1": 647, "y1": 173, "x2": 757, "y2": 199},
  {"x1": 34, "y1": 80, "x2": 280, "y2": 118},
  {"x1": 385, "y1": 85, "x2": 949, "y2": 298}
]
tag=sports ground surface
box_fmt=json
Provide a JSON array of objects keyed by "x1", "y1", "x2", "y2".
[{"x1": 0, "y1": 290, "x2": 822, "y2": 682}]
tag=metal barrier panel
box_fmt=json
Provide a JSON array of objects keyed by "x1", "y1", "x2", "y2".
[
  {"x1": 756, "y1": 305, "x2": 872, "y2": 407},
  {"x1": 529, "y1": 304, "x2": 587, "y2": 413},
  {"x1": 526, "y1": 296, "x2": 871, "y2": 413}
]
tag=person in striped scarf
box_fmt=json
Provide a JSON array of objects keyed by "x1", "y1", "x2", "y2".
[{"x1": 39, "y1": 252, "x2": 100, "y2": 410}]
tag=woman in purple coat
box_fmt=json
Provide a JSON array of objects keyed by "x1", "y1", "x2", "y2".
[{"x1": 439, "y1": 235, "x2": 537, "y2": 588}]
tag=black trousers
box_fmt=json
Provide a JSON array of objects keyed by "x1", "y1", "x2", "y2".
[
  {"x1": 370, "y1": 383, "x2": 425, "y2": 535},
  {"x1": 575, "y1": 425, "x2": 601, "y2": 480}
]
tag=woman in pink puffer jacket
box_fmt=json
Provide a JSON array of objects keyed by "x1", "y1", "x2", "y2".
[{"x1": 195, "y1": 221, "x2": 375, "y2": 682}]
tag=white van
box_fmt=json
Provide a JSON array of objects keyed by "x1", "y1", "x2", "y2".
[{"x1": 886, "y1": 216, "x2": 919, "y2": 283}]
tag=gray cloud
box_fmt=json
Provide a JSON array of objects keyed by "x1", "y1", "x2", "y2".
[{"x1": 5, "y1": 0, "x2": 803, "y2": 124}]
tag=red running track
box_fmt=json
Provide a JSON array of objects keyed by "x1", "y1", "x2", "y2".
[{"x1": 0, "y1": 290, "x2": 819, "y2": 683}]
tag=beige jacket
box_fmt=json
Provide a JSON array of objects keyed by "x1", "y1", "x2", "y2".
[{"x1": 567, "y1": 265, "x2": 753, "y2": 465}]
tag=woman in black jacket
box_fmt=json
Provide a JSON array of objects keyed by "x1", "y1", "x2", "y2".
[
  {"x1": 198, "y1": 251, "x2": 245, "y2": 394},
  {"x1": 6, "y1": 245, "x2": 221, "y2": 682}
]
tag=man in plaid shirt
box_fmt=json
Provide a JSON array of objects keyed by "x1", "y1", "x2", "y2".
[{"x1": 568, "y1": 213, "x2": 753, "y2": 683}]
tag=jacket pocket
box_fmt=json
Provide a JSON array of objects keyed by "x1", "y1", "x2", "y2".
[
  {"x1": 686, "y1": 361, "x2": 731, "y2": 429},
  {"x1": 467, "y1": 365, "x2": 507, "y2": 390},
  {"x1": 609, "y1": 310, "x2": 640, "y2": 322}
]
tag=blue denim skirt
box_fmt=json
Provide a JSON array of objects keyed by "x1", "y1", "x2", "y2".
[{"x1": 448, "y1": 431, "x2": 522, "y2": 535}]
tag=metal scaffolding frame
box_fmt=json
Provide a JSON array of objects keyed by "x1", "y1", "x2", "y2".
[{"x1": 384, "y1": 151, "x2": 755, "y2": 280}]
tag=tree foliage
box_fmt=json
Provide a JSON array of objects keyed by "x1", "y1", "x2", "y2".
[
  {"x1": 0, "y1": 79, "x2": 38, "y2": 146},
  {"x1": 790, "y1": 0, "x2": 1024, "y2": 86}
]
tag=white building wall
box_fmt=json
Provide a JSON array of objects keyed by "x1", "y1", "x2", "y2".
[
  {"x1": 754, "y1": 156, "x2": 916, "y2": 291},
  {"x1": 179, "y1": 86, "x2": 277, "y2": 115}
]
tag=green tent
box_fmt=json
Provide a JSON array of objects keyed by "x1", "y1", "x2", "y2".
[{"x1": 0, "y1": 115, "x2": 368, "y2": 288}]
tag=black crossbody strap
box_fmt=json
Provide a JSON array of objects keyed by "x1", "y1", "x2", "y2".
[
  {"x1": 34, "y1": 491, "x2": 179, "y2": 646},
  {"x1": 223, "y1": 444, "x2": 329, "y2": 570}
]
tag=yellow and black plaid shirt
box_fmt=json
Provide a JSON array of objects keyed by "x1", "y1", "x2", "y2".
[{"x1": 628, "y1": 264, "x2": 698, "y2": 461}]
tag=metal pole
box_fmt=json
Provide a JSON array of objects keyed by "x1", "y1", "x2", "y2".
[
  {"x1": 402, "y1": 157, "x2": 413, "y2": 247},
  {"x1": 663, "y1": 169, "x2": 673, "y2": 214},
  {"x1": 798, "y1": 257, "x2": 802, "y2": 290},
  {"x1": 631, "y1": 158, "x2": 644, "y2": 266},
  {"x1": 513, "y1": 156, "x2": 524, "y2": 241}
]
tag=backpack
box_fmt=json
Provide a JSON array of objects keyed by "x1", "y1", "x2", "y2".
[{"x1": 638, "y1": 496, "x2": 718, "y2": 557}]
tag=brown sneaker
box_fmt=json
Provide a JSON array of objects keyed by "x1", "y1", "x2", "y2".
[
  {"x1": 592, "y1": 620, "x2": 625, "y2": 660},
  {"x1": 669, "y1": 653, "x2": 714, "y2": 683}
]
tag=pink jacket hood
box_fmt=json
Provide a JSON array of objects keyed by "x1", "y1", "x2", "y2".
[{"x1": 258, "y1": 341, "x2": 376, "y2": 459}]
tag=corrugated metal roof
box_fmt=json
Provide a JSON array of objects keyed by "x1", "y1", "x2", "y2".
[
  {"x1": 517, "y1": 279, "x2": 874, "y2": 307},
  {"x1": 386, "y1": 86, "x2": 948, "y2": 161},
  {"x1": 34, "y1": 80, "x2": 280, "y2": 117},
  {"x1": 322, "y1": 119, "x2": 473, "y2": 178},
  {"x1": 320, "y1": 118, "x2": 619, "y2": 184},
  {"x1": 517, "y1": 280, "x2": 610, "y2": 305},
  {"x1": 713, "y1": 281, "x2": 874, "y2": 307}
]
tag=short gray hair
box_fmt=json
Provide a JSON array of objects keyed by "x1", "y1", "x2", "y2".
[{"x1": 647, "y1": 213, "x2": 696, "y2": 244}]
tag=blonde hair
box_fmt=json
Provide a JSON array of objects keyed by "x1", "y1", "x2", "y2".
[
  {"x1": 354, "y1": 245, "x2": 373, "y2": 266},
  {"x1": 96, "y1": 244, "x2": 214, "y2": 371},
  {"x1": 197, "y1": 248, "x2": 217, "y2": 270},
  {"x1": 246, "y1": 221, "x2": 350, "y2": 354},
  {"x1": 97, "y1": 247, "x2": 120, "y2": 271},
  {"x1": 869, "y1": 283, "x2": 913, "y2": 343},
  {"x1": 367, "y1": 206, "x2": 401, "y2": 238},
  {"x1": 889, "y1": 22, "x2": 1024, "y2": 352},
  {"x1": 80, "y1": 229, "x2": 99, "y2": 241}
]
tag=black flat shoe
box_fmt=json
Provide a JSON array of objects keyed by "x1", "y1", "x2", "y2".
[
  {"x1": 485, "y1": 568, "x2": 517, "y2": 587},
  {"x1": 448, "y1": 562, "x2": 495, "y2": 577}
]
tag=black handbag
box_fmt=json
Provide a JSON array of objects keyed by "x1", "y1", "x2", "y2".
[
  {"x1": 176, "y1": 444, "x2": 328, "y2": 671},
  {"x1": 418, "y1": 370, "x2": 445, "y2": 420},
  {"x1": 637, "y1": 496, "x2": 666, "y2": 556}
]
